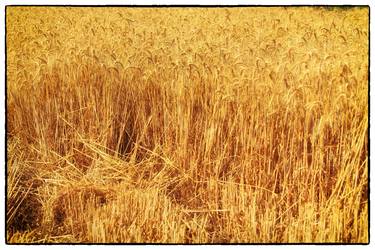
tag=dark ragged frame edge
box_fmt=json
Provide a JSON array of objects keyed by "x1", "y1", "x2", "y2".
[{"x1": 3, "y1": 4, "x2": 371, "y2": 245}]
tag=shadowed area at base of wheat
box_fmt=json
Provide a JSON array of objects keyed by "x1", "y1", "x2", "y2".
[{"x1": 6, "y1": 7, "x2": 368, "y2": 243}]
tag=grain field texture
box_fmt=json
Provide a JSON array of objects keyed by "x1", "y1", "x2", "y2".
[{"x1": 6, "y1": 7, "x2": 368, "y2": 243}]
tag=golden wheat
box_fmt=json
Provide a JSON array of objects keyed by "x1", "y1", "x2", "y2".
[{"x1": 6, "y1": 6, "x2": 368, "y2": 243}]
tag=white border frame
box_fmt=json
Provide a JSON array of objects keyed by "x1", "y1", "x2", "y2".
[{"x1": 0, "y1": 1, "x2": 373, "y2": 249}]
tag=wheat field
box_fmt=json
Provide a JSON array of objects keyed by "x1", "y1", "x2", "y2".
[{"x1": 6, "y1": 7, "x2": 369, "y2": 243}]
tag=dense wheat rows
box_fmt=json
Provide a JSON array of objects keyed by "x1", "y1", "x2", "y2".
[{"x1": 6, "y1": 7, "x2": 368, "y2": 243}]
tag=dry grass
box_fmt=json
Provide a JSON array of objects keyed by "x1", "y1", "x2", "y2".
[{"x1": 6, "y1": 6, "x2": 368, "y2": 243}]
